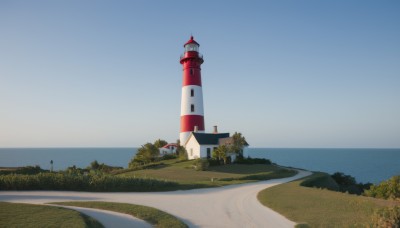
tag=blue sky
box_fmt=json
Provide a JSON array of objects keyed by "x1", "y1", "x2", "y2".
[{"x1": 1, "y1": 1, "x2": 399, "y2": 148}]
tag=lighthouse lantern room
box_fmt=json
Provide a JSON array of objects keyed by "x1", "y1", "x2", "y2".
[{"x1": 179, "y1": 36, "x2": 205, "y2": 145}]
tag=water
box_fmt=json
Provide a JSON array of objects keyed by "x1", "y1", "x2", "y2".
[
  {"x1": 0, "y1": 148, "x2": 136, "y2": 170},
  {"x1": 0, "y1": 148, "x2": 399, "y2": 184},
  {"x1": 248, "y1": 148, "x2": 400, "y2": 184}
]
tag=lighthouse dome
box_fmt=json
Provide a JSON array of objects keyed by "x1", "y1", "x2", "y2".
[{"x1": 184, "y1": 36, "x2": 199, "y2": 52}]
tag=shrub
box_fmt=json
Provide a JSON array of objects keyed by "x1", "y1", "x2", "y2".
[
  {"x1": 371, "y1": 206, "x2": 400, "y2": 227},
  {"x1": 0, "y1": 165, "x2": 47, "y2": 175},
  {"x1": 234, "y1": 157, "x2": 271, "y2": 165},
  {"x1": 0, "y1": 173, "x2": 178, "y2": 192},
  {"x1": 331, "y1": 172, "x2": 371, "y2": 195},
  {"x1": 160, "y1": 154, "x2": 177, "y2": 160},
  {"x1": 208, "y1": 159, "x2": 222, "y2": 166},
  {"x1": 301, "y1": 172, "x2": 340, "y2": 191},
  {"x1": 193, "y1": 159, "x2": 209, "y2": 171},
  {"x1": 365, "y1": 175, "x2": 400, "y2": 200}
]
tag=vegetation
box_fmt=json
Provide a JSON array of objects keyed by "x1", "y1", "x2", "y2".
[
  {"x1": 258, "y1": 172, "x2": 400, "y2": 227},
  {"x1": 120, "y1": 158, "x2": 296, "y2": 189},
  {"x1": 89, "y1": 160, "x2": 123, "y2": 173},
  {"x1": 234, "y1": 157, "x2": 271, "y2": 165},
  {"x1": 193, "y1": 158, "x2": 209, "y2": 171},
  {"x1": 230, "y1": 132, "x2": 248, "y2": 156},
  {"x1": 212, "y1": 145, "x2": 229, "y2": 164},
  {"x1": 0, "y1": 165, "x2": 47, "y2": 175},
  {"x1": 0, "y1": 172, "x2": 178, "y2": 192},
  {"x1": 176, "y1": 140, "x2": 188, "y2": 161},
  {"x1": 52, "y1": 201, "x2": 187, "y2": 228},
  {"x1": 0, "y1": 202, "x2": 103, "y2": 228},
  {"x1": 129, "y1": 143, "x2": 160, "y2": 167},
  {"x1": 331, "y1": 172, "x2": 372, "y2": 195},
  {"x1": 365, "y1": 175, "x2": 400, "y2": 200},
  {"x1": 371, "y1": 206, "x2": 400, "y2": 227},
  {"x1": 154, "y1": 139, "x2": 168, "y2": 148}
]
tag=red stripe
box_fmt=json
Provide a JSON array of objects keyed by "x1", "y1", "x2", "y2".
[
  {"x1": 180, "y1": 115, "x2": 205, "y2": 132},
  {"x1": 182, "y1": 68, "x2": 202, "y2": 86}
]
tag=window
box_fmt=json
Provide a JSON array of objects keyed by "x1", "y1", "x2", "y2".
[
  {"x1": 190, "y1": 68, "x2": 193, "y2": 75},
  {"x1": 190, "y1": 89, "x2": 194, "y2": 97},
  {"x1": 207, "y1": 148, "x2": 211, "y2": 159},
  {"x1": 190, "y1": 148, "x2": 193, "y2": 156},
  {"x1": 191, "y1": 104, "x2": 195, "y2": 112}
]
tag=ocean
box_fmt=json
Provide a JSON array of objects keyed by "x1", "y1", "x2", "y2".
[{"x1": 0, "y1": 148, "x2": 399, "y2": 184}]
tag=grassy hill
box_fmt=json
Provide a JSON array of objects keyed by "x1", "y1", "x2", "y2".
[
  {"x1": 0, "y1": 202, "x2": 103, "y2": 228},
  {"x1": 258, "y1": 172, "x2": 400, "y2": 227},
  {"x1": 118, "y1": 159, "x2": 297, "y2": 189}
]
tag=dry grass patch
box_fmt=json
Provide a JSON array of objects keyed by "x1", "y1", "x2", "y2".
[{"x1": 258, "y1": 172, "x2": 400, "y2": 227}]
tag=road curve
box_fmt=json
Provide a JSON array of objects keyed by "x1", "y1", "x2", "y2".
[{"x1": 0, "y1": 170, "x2": 311, "y2": 228}]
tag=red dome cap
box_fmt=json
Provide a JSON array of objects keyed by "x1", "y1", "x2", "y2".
[{"x1": 184, "y1": 36, "x2": 200, "y2": 47}]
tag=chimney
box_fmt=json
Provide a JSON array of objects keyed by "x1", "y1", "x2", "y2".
[
  {"x1": 213, "y1": 125, "x2": 218, "y2": 134},
  {"x1": 194, "y1": 126, "x2": 198, "y2": 132}
]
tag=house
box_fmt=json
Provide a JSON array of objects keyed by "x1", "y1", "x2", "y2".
[
  {"x1": 184, "y1": 127, "x2": 250, "y2": 161},
  {"x1": 159, "y1": 143, "x2": 178, "y2": 156},
  {"x1": 184, "y1": 132, "x2": 230, "y2": 160}
]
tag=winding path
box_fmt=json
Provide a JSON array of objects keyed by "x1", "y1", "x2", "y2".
[{"x1": 0, "y1": 170, "x2": 311, "y2": 228}]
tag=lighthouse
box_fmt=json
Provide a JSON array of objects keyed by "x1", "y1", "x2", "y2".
[{"x1": 179, "y1": 36, "x2": 205, "y2": 145}]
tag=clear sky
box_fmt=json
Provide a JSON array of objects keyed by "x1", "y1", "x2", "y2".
[{"x1": 1, "y1": 1, "x2": 399, "y2": 148}]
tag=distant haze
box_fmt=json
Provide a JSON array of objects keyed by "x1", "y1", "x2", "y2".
[{"x1": 1, "y1": 1, "x2": 399, "y2": 148}]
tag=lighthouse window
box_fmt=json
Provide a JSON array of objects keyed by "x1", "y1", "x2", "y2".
[
  {"x1": 190, "y1": 68, "x2": 193, "y2": 75},
  {"x1": 190, "y1": 89, "x2": 194, "y2": 97},
  {"x1": 191, "y1": 104, "x2": 195, "y2": 112}
]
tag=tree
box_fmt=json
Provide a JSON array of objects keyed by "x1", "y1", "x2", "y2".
[
  {"x1": 230, "y1": 132, "x2": 248, "y2": 157},
  {"x1": 176, "y1": 140, "x2": 188, "y2": 160},
  {"x1": 154, "y1": 139, "x2": 168, "y2": 148},
  {"x1": 212, "y1": 145, "x2": 228, "y2": 164},
  {"x1": 132, "y1": 143, "x2": 159, "y2": 165},
  {"x1": 90, "y1": 160, "x2": 100, "y2": 170}
]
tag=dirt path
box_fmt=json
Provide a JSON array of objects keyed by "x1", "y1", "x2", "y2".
[{"x1": 0, "y1": 170, "x2": 311, "y2": 228}]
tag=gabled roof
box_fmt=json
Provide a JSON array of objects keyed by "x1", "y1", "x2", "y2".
[
  {"x1": 191, "y1": 132, "x2": 230, "y2": 145},
  {"x1": 161, "y1": 143, "x2": 178, "y2": 149}
]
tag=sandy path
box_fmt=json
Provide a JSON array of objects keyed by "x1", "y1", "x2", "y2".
[{"x1": 0, "y1": 170, "x2": 311, "y2": 228}]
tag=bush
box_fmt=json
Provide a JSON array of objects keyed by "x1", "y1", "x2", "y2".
[
  {"x1": 331, "y1": 172, "x2": 371, "y2": 195},
  {"x1": 365, "y1": 175, "x2": 400, "y2": 200},
  {"x1": 208, "y1": 159, "x2": 222, "y2": 166},
  {"x1": 371, "y1": 206, "x2": 400, "y2": 227},
  {"x1": 160, "y1": 154, "x2": 177, "y2": 160},
  {"x1": 0, "y1": 166, "x2": 47, "y2": 175},
  {"x1": 0, "y1": 173, "x2": 178, "y2": 192},
  {"x1": 301, "y1": 172, "x2": 340, "y2": 191},
  {"x1": 193, "y1": 159, "x2": 209, "y2": 171},
  {"x1": 234, "y1": 157, "x2": 271, "y2": 165}
]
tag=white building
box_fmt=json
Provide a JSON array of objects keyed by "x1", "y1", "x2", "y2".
[
  {"x1": 184, "y1": 128, "x2": 249, "y2": 161},
  {"x1": 159, "y1": 143, "x2": 178, "y2": 156}
]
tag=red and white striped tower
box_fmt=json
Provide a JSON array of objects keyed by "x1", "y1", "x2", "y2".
[{"x1": 179, "y1": 36, "x2": 205, "y2": 145}]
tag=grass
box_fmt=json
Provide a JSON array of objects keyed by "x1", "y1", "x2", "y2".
[
  {"x1": 0, "y1": 202, "x2": 103, "y2": 228},
  {"x1": 258, "y1": 172, "x2": 400, "y2": 227},
  {"x1": 51, "y1": 201, "x2": 187, "y2": 228},
  {"x1": 119, "y1": 159, "x2": 296, "y2": 189}
]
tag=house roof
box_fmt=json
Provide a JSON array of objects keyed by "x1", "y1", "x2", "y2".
[
  {"x1": 219, "y1": 137, "x2": 234, "y2": 146},
  {"x1": 191, "y1": 132, "x2": 230, "y2": 145},
  {"x1": 162, "y1": 143, "x2": 178, "y2": 149},
  {"x1": 219, "y1": 137, "x2": 250, "y2": 146}
]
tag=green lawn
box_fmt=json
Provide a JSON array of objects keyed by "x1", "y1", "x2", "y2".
[
  {"x1": 52, "y1": 201, "x2": 187, "y2": 228},
  {"x1": 119, "y1": 159, "x2": 296, "y2": 189},
  {"x1": 258, "y1": 172, "x2": 400, "y2": 227},
  {"x1": 0, "y1": 202, "x2": 103, "y2": 228}
]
